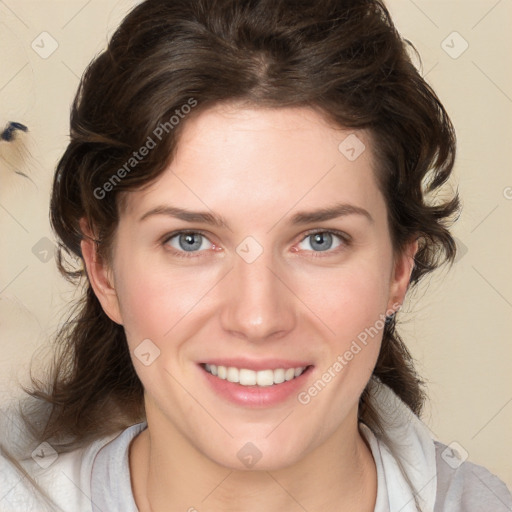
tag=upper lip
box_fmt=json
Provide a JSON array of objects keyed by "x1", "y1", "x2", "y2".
[{"x1": 200, "y1": 358, "x2": 313, "y2": 371}]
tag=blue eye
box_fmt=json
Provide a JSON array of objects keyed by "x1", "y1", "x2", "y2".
[
  {"x1": 298, "y1": 231, "x2": 346, "y2": 253},
  {"x1": 164, "y1": 231, "x2": 213, "y2": 254},
  {"x1": 161, "y1": 229, "x2": 349, "y2": 259}
]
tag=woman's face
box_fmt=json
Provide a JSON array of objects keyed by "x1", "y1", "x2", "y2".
[{"x1": 88, "y1": 104, "x2": 415, "y2": 470}]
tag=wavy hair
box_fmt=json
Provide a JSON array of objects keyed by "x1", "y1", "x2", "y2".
[{"x1": 24, "y1": 0, "x2": 460, "y2": 447}]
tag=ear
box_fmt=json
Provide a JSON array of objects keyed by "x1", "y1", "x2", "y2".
[
  {"x1": 79, "y1": 217, "x2": 123, "y2": 325},
  {"x1": 387, "y1": 237, "x2": 418, "y2": 313}
]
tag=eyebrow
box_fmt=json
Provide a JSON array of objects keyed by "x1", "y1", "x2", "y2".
[{"x1": 138, "y1": 202, "x2": 374, "y2": 227}]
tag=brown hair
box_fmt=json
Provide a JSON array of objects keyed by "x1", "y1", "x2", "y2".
[{"x1": 25, "y1": 0, "x2": 460, "y2": 447}]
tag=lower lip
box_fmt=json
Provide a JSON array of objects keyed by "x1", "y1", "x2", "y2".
[{"x1": 199, "y1": 365, "x2": 313, "y2": 408}]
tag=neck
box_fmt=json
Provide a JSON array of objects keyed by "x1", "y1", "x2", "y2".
[{"x1": 130, "y1": 407, "x2": 377, "y2": 512}]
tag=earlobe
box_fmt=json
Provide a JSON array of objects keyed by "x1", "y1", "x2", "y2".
[
  {"x1": 79, "y1": 217, "x2": 123, "y2": 325},
  {"x1": 387, "y1": 238, "x2": 418, "y2": 313}
]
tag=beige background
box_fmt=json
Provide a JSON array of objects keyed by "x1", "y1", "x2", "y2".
[{"x1": 1, "y1": 0, "x2": 511, "y2": 489}]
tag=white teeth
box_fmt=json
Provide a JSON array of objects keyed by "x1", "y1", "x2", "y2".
[
  {"x1": 217, "y1": 365, "x2": 227, "y2": 379},
  {"x1": 203, "y1": 365, "x2": 307, "y2": 386},
  {"x1": 256, "y1": 369, "x2": 274, "y2": 387},
  {"x1": 273, "y1": 368, "x2": 285, "y2": 384},
  {"x1": 285, "y1": 368, "x2": 295, "y2": 381},
  {"x1": 226, "y1": 367, "x2": 239, "y2": 383},
  {"x1": 239, "y1": 368, "x2": 256, "y2": 386}
]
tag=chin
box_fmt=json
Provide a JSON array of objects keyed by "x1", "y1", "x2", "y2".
[{"x1": 200, "y1": 429, "x2": 316, "y2": 472}]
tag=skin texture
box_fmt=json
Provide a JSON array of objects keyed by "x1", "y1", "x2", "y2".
[{"x1": 81, "y1": 104, "x2": 417, "y2": 511}]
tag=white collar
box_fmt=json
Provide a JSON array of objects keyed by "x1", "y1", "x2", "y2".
[{"x1": 360, "y1": 379, "x2": 438, "y2": 512}]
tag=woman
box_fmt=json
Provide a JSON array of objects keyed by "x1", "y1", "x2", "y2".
[{"x1": 1, "y1": 0, "x2": 510, "y2": 510}]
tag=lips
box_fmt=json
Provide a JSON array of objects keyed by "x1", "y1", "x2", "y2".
[{"x1": 198, "y1": 359, "x2": 314, "y2": 407}]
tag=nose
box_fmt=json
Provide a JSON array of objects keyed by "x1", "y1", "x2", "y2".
[{"x1": 219, "y1": 248, "x2": 297, "y2": 343}]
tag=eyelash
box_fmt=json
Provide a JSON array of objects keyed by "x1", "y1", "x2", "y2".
[{"x1": 161, "y1": 229, "x2": 351, "y2": 259}]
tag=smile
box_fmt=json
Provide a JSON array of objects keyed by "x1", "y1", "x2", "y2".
[{"x1": 203, "y1": 364, "x2": 308, "y2": 387}]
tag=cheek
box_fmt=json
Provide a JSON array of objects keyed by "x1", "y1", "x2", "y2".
[
  {"x1": 291, "y1": 267, "x2": 388, "y2": 440},
  {"x1": 114, "y1": 254, "x2": 219, "y2": 345},
  {"x1": 293, "y1": 258, "x2": 392, "y2": 346}
]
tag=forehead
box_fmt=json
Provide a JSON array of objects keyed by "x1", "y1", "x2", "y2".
[{"x1": 121, "y1": 105, "x2": 382, "y2": 222}]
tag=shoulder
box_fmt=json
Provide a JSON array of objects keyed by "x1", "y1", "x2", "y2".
[
  {"x1": 433, "y1": 440, "x2": 512, "y2": 512},
  {"x1": 0, "y1": 425, "x2": 139, "y2": 512},
  {"x1": 1, "y1": 436, "x2": 107, "y2": 512},
  {"x1": 362, "y1": 380, "x2": 512, "y2": 512}
]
